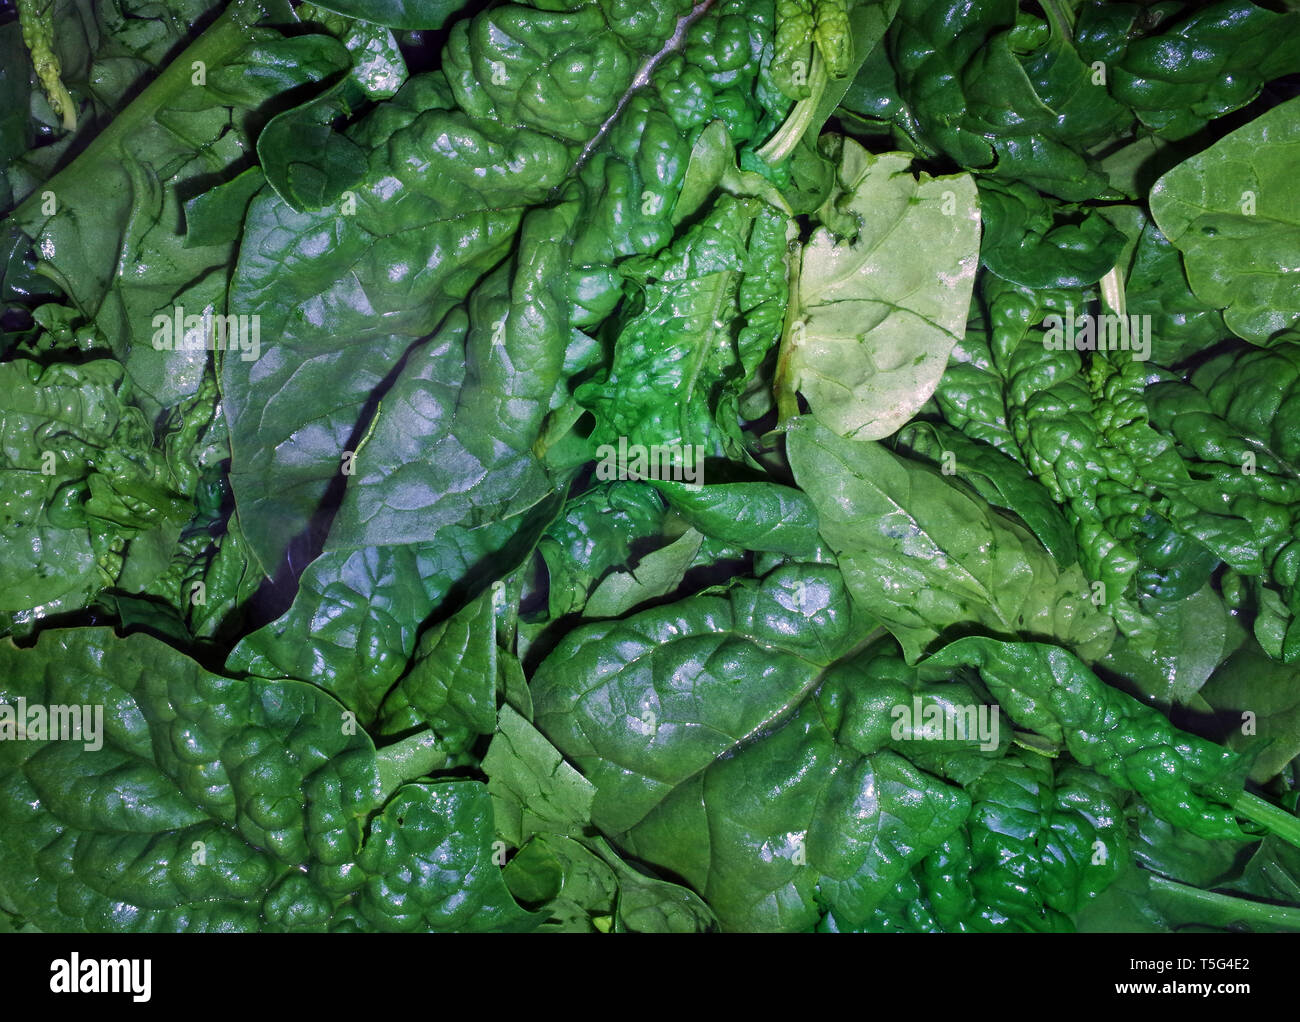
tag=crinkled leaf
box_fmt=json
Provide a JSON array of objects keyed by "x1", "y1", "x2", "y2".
[
  {"x1": 0, "y1": 628, "x2": 534, "y2": 932},
  {"x1": 923, "y1": 636, "x2": 1253, "y2": 840}
]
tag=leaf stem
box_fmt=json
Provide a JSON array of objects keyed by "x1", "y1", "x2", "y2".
[
  {"x1": 1040, "y1": 0, "x2": 1076, "y2": 43},
  {"x1": 1097, "y1": 265, "x2": 1126, "y2": 321},
  {"x1": 1234, "y1": 790, "x2": 1300, "y2": 850},
  {"x1": 1148, "y1": 874, "x2": 1300, "y2": 930},
  {"x1": 756, "y1": 52, "x2": 827, "y2": 167},
  {"x1": 773, "y1": 240, "x2": 803, "y2": 424}
]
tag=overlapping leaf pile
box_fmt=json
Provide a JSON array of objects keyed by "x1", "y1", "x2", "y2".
[{"x1": 2, "y1": 0, "x2": 1300, "y2": 933}]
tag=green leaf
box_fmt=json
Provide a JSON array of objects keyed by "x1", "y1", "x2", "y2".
[
  {"x1": 1232, "y1": 834, "x2": 1300, "y2": 907},
  {"x1": 760, "y1": 0, "x2": 901, "y2": 165},
  {"x1": 1108, "y1": 1, "x2": 1300, "y2": 141},
  {"x1": 225, "y1": 204, "x2": 579, "y2": 718},
  {"x1": 1096, "y1": 135, "x2": 1186, "y2": 202},
  {"x1": 598, "y1": 837, "x2": 718, "y2": 932},
  {"x1": 223, "y1": 176, "x2": 525, "y2": 575},
  {"x1": 895, "y1": 420, "x2": 1077, "y2": 564},
  {"x1": 535, "y1": 481, "x2": 670, "y2": 621},
  {"x1": 977, "y1": 178, "x2": 1126, "y2": 290},
  {"x1": 1099, "y1": 584, "x2": 1232, "y2": 710},
  {"x1": 376, "y1": 586, "x2": 502, "y2": 738},
  {"x1": 296, "y1": 2, "x2": 408, "y2": 99},
  {"x1": 888, "y1": 0, "x2": 1128, "y2": 200},
  {"x1": 843, "y1": 756, "x2": 1128, "y2": 932},
  {"x1": 532, "y1": 562, "x2": 862, "y2": 832},
  {"x1": 1120, "y1": 217, "x2": 1228, "y2": 365},
  {"x1": 773, "y1": 0, "x2": 817, "y2": 102},
  {"x1": 257, "y1": 77, "x2": 370, "y2": 212},
  {"x1": 185, "y1": 512, "x2": 264, "y2": 642},
  {"x1": 584, "y1": 529, "x2": 705, "y2": 618},
  {"x1": 923, "y1": 636, "x2": 1253, "y2": 840},
  {"x1": 0, "y1": 628, "x2": 535, "y2": 931},
  {"x1": 654, "y1": 479, "x2": 824, "y2": 556},
  {"x1": 183, "y1": 168, "x2": 267, "y2": 249},
  {"x1": 787, "y1": 415, "x2": 1114, "y2": 663},
  {"x1": 1150, "y1": 97, "x2": 1300, "y2": 345},
  {"x1": 484, "y1": 705, "x2": 597, "y2": 849},
  {"x1": 1079, "y1": 862, "x2": 1300, "y2": 933},
  {"x1": 304, "y1": 0, "x2": 474, "y2": 31},
  {"x1": 806, "y1": 0, "x2": 901, "y2": 140},
  {"x1": 502, "y1": 834, "x2": 617, "y2": 932},
  {"x1": 0, "y1": 358, "x2": 196, "y2": 613},
  {"x1": 1129, "y1": 802, "x2": 1251, "y2": 893},
  {"x1": 578, "y1": 192, "x2": 792, "y2": 460},
  {"x1": 0, "y1": 21, "x2": 31, "y2": 175},
  {"x1": 1202, "y1": 645, "x2": 1300, "y2": 782},
  {"x1": 482, "y1": 706, "x2": 719, "y2": 932},
  {"x1": 814, "y1": 0, "x2": 852, "y2": 80},
  {"x1": 779, "y1": 143, "x2": 980, "y2": 439},
  {"x1": 352, "y1": 781, "x2": 539, "y2": 932},
  {"x1": 226, "y1": 512, "x2": 550, "y2": 723},
  {"x1": 616, "y1": 645, "x2": 973, "y2": 931}
]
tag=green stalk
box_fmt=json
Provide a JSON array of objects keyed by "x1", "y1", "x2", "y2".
[
  {"x1": 1234, "y1": 790, "x2": 1300, "y2": 850},
  {"x1": 1040, "y1": 0, "x2": 1077, "y2": 43},
  {"x1": 1148, "y1": 875, "x2": 1300, "y2": 931},
  {"x1": 1097, "y1": 264, "x2": 1126, "y2": 321},
  {"x1": 756, "y1": 52, "x2": 827, "y2": 167},
  {"x1": 773, "y1": 240, "x2": 803, "y2": 424}
]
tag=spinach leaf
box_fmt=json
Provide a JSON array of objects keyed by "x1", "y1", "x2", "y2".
[
  {"x1": 1150, "y1": 96, "x2": 1300, "y2": 345},
  {"x1": 776, "y1": 142, "x2": 980, "y2": 437},
  {"x1": 303, "y1": 0, "x2": 474, "y2": 31},
  {"x1": 978, "y1": 179, "x2": 1126, "y2": 290},
  {"x1": 0, "y1": 628, "x2": 536, "y2": 932},
  {"x1": 895, "y1": 419, "x2": 1078, "y2": 564},
  {"x1": 1202, "y1": 645, "x2": 1300, "y2": 782},
  {"x1": 923, "y1": 636, "x2": 1252, "y2": 839},
  {"x1": 483, "y1": 702, "x2": 719, "y2": 932},
  {"x1": 226, "y1": 202, "x2": 580, "y2": 719},
  {"x1": 532, "y1": 562, "x2": 865, "y2": 832},
  {"x1": 1105, "y1": 1, "x2": 1300, "y2": 141},
  {"x1": 788, "y1": 415, "x2": 1114, "y2": 663},
  {"x1": 10, "y1": 8, "x2": 351, "y2": 411},
  {"x1": 0, "y1": 356, "x2": 206, "y2": 614}
]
